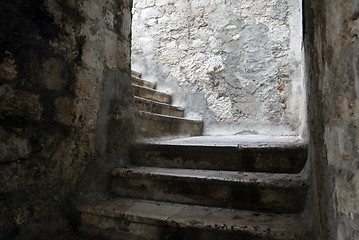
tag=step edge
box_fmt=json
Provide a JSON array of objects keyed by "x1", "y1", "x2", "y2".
[
  {"x1": 135, "y1": 96, "x2": 185, "y2": 111},
  {"x1": 131, "y1": 70, "x2": 142, "y2": 78},
  {"x1": 111, "y1": 167, "x2": 308, "y2": 188},
  {"x1": 131, "y1": 76, "x2": 156, "y2": 88},
  {"x1": 139, "y1": 110, "x2": 203, "y2": 124},
  {"x1": 132, "y1": 83, "x2": 171, "y2": 97},
  {"x1": 133, "y1": 140, "x2": 308, "y2": 149}
]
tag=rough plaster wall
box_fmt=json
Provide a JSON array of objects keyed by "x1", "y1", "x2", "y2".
[
  {"x1": 132, "y1": 0, "x2": 305, "y2": 136},
  {"x1": 304, "y1": 0, "x2": 359, "y2": 239},
  {"x1": 0, "y1": 0, "x2": 134, "y2": 238}
]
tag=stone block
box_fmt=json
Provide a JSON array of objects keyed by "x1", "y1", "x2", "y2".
[
  {"x1": 350, "y1": 0, "x2": 359, "y2": 20},
  {"x1": 141, "y1": 8, "x2": 161, "y2": 19},
  {"x1": 0, "y1": 89, "x2": 42, "y2": 121},
  {"x1": 42, "y1": 58, "x2": 67, "y2": 91},
  {"x1": 0, "y1": 128, "x2": 30, "y2": 163},
  {"x1": 54, "y1": 96, "x2": 76, "y2": 126},
  {"x1": 118, "y1": 9, "x2": 132, "y2": 41},
  {"x1": 334, "y1": 169, "x2": 359, "y2": 218},
  {"x1": 104, "y1": 30, "x2": 130, "y2": 70},
  {"x1": 55, "y1": 95, "x2": 98, "y2": 129},
  {"x1": 0, "y1": 53, "x2": 17, "y2": 82},
  {"x1": 136, "y1": 0, "x2": 155, "y2": 9},
  {"x1": 104, "y1": 9, "x2": 115, "y2": 30}
]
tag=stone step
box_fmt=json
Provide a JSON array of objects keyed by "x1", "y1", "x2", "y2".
[
  {"x1": 131, "y1": 70, "x2": 142, "y2": 78},
  {"x1": 110, "y1": 167, "x2": 308, "y2": 214},
  {"x1": 130, "y1": 136, "x2": 307, "y2": 173},
  {"x1": 137, "y1": 111, "x2": 203, "y2": 138},
  {"x1": 79, "y1": 198, "x2": 308, "y2": 240},
  {"x1": 133, "y1": 84, "x2": 171, "y2": 104},
  {"x1": 132, "y1": 76, "x2": 156, "y2": 89},
  {"x1": 135, "y1": 96, "x2": 185, "y2": 118}
]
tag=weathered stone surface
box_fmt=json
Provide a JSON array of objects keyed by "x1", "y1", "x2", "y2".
[
  {"x1": 131, "y1": 70, "x2": 142, "y2": 78},
  {"x1": 0, "y1": 89, "x2": 42, "y2": 121},
  {"x1": 137, "y1": 111, "x2": 203, "y2": 138},
  {"x1": 111, "y1": 167, "x2": 308, "y2": 214},
  {"x1": 133, "y1": 84, "x2": 172, "y2": 104},
  {"x1": 0, "y1": 0, "x2": 134, "y2": 238},
  {"x1": 79, "y1": 198, "x2": 308, "y2": 240},
  {"x1": 54, "y1": 96, "x2": 76, "y2": 126},
  {"x1": 105, "y1": 30, "x2": 131, "y2": 71},
  {"x1": 135, "y1": 96, "x2": 184, "y2": 117},
  {"x1": 304, "y1": 0, "x2": 359, "y2": 238},
  {"x1": 0, "y1": 128, "x2": 30, "y2": 163},
  {"x1": 131, "y1": 76, "x2": 156, "y2": 89},
  {"x1": 132, "y1": 0, "x2": 306, "y2": 136},
  {"x1": 30, "y1": 57, "x2": 68, "y2": 91},
  {"x1": 130, "y1": 136, "x2": 307, "y2": 173},
  {"x1": 349, "y1": 0, "x2": 359, "y2": 20},
  {"x1": 0, "y1": 53, "x2": 17, "y2": 82}
]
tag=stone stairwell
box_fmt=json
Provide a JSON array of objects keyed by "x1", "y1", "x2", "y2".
[
  {"x1": 78, "y1": 133, "x2": 310, "y2": 239},
  {"x1": 130, "y1": 70, "x2": 203, "y2": 138}
]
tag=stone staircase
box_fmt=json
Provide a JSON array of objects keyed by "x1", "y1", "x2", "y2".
[
  {"x1": 78, "y1": 133, "x2": 310, "y2": 239},
  {"x1": 130, "y1": 70, "x2": 203, "y2": 138}
]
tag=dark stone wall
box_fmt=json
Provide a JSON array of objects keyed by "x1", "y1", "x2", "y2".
[
  {"x1": 304, "y1": 0, "x2": 359, "y2": 239},
  {"x1": 0, "y1": 0, "x2": 134, "y2": 239}
]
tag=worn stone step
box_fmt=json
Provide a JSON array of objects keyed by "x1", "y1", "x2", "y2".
[
  {"x1": 137, "y1": 111, "x2": 203, "y2": 138},
  {"x1": 110, "y1": 167, "x2": 308, "y2": 214},
  {"x1": 135, "y1": 96, "x2": 185, "y2": 118},
  {"x1": 130, "y1": 136, "x2": 307, "y2": 173},
  {"x1": 133, "y1": 84, "x2": 171, "y2": 104},
  {"x1": 79, "y1": 198, "x2": 308, "y2": 240},
  {"x1": 131, "y1": 70, "x2": 142, "y2": 78},
  {"x1": 132, "y1": 76, "x2": 156, "y2": 89}
]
